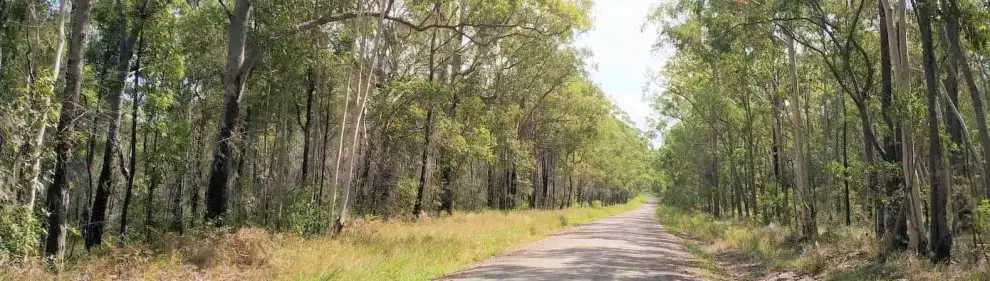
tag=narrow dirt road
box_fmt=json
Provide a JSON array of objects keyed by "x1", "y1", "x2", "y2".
[{"x1": 438, "y1": 201, "x2": 706, "y2": 281}]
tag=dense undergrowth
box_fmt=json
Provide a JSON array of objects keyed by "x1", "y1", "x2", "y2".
[
  {"x1": 0, "y1": 197, "x2": 644, "y2": 281},
  {"x1": 656, "y1": 204, "x2": 990, "y2": 281}
]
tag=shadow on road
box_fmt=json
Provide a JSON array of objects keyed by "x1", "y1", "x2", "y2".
[{"x1": 439, "y1": 203, "x2": 704, "y2": 281}]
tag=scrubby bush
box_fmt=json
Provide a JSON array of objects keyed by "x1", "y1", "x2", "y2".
[
  {"x1": 0, "y1": 205, "x2": 42, "y2": 260},
  {"x1": 976, "y1": 200, "x2": 990, "y2": 236},
  {"x1": 286, "y1": 198, "x2": 331, "y2": 236},
  {"x1": 591, "y1": 200, "x2": 603, "y2": 208},
  {"x1": 186, "y1": 227, "x2": 275, "y2": 268}
]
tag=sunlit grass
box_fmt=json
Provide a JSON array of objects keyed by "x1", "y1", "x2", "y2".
[
  {"x1": 287, "y1": 197, "x2": 645, "y2": 281},
  {"x1": 3, "y1": 197, "x2": 645, "y2": 281}
]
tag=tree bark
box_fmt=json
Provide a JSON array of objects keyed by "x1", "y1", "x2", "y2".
[
  {"x1": 413, "y1": 109, "x2": 434, "y2": 217},
  {"x1": 144, "y1": 120, "x2": 159, "y2": 240},
  {"x1": 301, "y1": 69, "x2": 316, "y2": 186},
  {"x1": 787, "y1": 32, "x2": 817, "y2": 242},
  {"x1": 943, "y1": 0, "x2": 990, "y2": 196},
  {"x1": 88, "y1": 0, "x2": 150, "y2": 247},
  {"x1": 878, "y1": 0, "x2": 913, "y2": 252},
  {"x1": 119, "y1": 31, "x2": 145, "y2": 242},
  {"x1": 414, "y1": 9, "x2": 440, "y2": 217},
  {"x1": 916, "y1": 0, "x2": 952, "y2": 263},
  {"x1": 19, "y1": 0, "x2": 68, "y2": 211},
  {"x1": 842, "y1": 91, "x2": 851, "y2": 226},
  {"x1": 46, "y1": 0, "x2": 94, "y2": 264},
  {"x1": 206, "y1": 0, "x2": 253, "y2": 224}
]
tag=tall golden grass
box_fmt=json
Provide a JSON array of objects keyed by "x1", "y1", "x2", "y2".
[{"x1": 1, "y1": 197, "x2": 644, "y2": 281}]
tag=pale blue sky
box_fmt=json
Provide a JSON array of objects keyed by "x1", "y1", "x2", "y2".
[{"x1": 574, "y1": 0, "x2": 673, "y2": 135}]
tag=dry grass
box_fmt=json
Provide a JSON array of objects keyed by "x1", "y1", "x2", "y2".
[
  {"x1": 1, "y1": 197, "x2": 644, "y2": 281},
  {"x1": 656, "y1": 205, "x2": 990, "y2": 281}
]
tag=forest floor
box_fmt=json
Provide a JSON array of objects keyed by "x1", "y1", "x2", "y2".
[
  {"x1": 2, "y1": 198, "x2": 646, "y2": 281},
  {"x1": 437, "y1": 200, "x2": 707, "y2": 281}
]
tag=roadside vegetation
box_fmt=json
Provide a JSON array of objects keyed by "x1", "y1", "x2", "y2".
[
  {"x1": 656, "y1": 204, "x2": 990, "y2": 280},
  {"x1": 0, "y1": 0, "x2": 656, "y2": 276},
  {"x1": 649, "y1": 0, "x2": 990, "y2": 277},
  {"x1": 2, "y1": 197, "x2": 643, "y2": 280}
]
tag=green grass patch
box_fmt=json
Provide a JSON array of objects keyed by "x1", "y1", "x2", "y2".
[{"x1": 290, "y1": 197, "x2": 645, "y2": 281}]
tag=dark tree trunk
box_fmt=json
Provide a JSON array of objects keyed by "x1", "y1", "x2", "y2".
[
  {"x1": 206, "y1": 0, "x2": 253, "y2": 225},
  {"x1": 144, "y1": 122, "x2": 159, "y2": 241},
  {"x1": 770, "y1": 90, "x2": 785, "y2": 222},
  {"x1": 943, "y1": 0, "x2": 990, "y2": 196},
  {"x1": 413, "y1": 110, "x2": 434, "y2": 217},
  {"x1": 88, "y1": 0, "x2": 149, "y2": 247},
  {"x1": 301, "y1": 69, "x2": 316, "y2": 186},
  {"x1": 438, "y1": 152, "x2": 453, "y2": 214},
  {"x1": 842, "y1": 93, "x2": 851, "y2": 226},
  {"x1": 170, "y1": 158, "x2": 185, "y2": 234},
  {"x1": 941, "y1": 31, "x2": 965, "y2": 174},
  {"x1": 190, "y1": 128, "x2": 205, "y2": 226},
  {"x1": 46, "y1": 0, "x2": 94, "y2": 263},
  {"x1": 120, "y1": 32, "x2": 145, "y2": 242},
  {"x1": 317, "y1": 84, "x2": 334, "y2": 203},
  {"x1": 916, "y1": 0, "x2": 952, "y2": 263},
  {"x1": 487, "y1": 163, "x2": 495, "y2": 209},
  {"x1": 508, "y1": 164, "x2": 518, "y2": 209}
]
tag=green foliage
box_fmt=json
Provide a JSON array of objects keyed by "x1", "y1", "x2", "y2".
[
  {"x1": 0, "y1": 0, "x2": 655, "y2": 273},
  {"x1": 976, "y1": 200, "x2": 990, "y2": 236},
  {"x1": 0, "y1": 205, "x2": 43, "y2": 259},
  {"x1": 285, "y1": 197, "x2": 332, "y2": 236}
]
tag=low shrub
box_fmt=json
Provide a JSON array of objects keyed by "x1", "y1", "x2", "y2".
[
  {"x1": 0, "y1": 205, "x2": 42, "y2": 260},
  {"x1": 186, "y1": 227, "x2": 274, "y2": 269}
]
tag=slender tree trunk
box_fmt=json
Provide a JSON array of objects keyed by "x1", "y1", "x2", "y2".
[
  {"x1": 301, "y1": 69, "x2": 316, "y2": 186},
  {"x1": 0, "y1": 0, "x2": 6, "y2": 76},
  {"x1": 944, "y1": 0, "x2": 990, "y2": 196},
  {"x1": 842, "y1": 92, "x2": 851, "y2": 226},
  {"x1": 917, "y1": 0, "x2": 952, "y2": 263},
  {"x1": 46, "y1": 0, "x2": 94, "y2": 264},
  {"x1": 414, "y1": 11, "x2": 439, "y2": 217},
  {"x1": 85, "y1": 49, "x2": 112, "y2": 220},
  {"x1": 942, "y1": 30, "x2": 965, "y2": 174},
  {"x1": 787, "y1": 32, "x2": 817, "y2": 241},
  {"x1": 190, "y1": 124, "x2": 205, "y2": 226},
  {"x1": 317, "y1": 85, "x2": 333, "y2": 203},
  {"x1": 745, "y1": 89, "x2": 758, "y2": 218},
  {"x1": 770, "y1": 79, "x2": 785, "y2": 223},
  {"x1": 330, "y1": 78, "x2": 353, "y2": 215},
  {"x1": 120, "y1": 32, "x2": 144, "y2": 242},
  {"x1": 414, "y1": 110, "x2": 434, "y2": 217},
  {"x1": 88, "y1": 0, "x2": 149, "y2": 247},
  {"x1": 438, "y1": 19, "x2": 465, "y2": 215},
  {"x1": 16, "y1": 0, "x2": 42, "y2": 210},
  {"x1": 144, "y1": 122, "x2": 159, "y2": 241},
  {"x1": 20, "y1": 0, "x2": 69, "y2": 211},
  {"x1": 170, "y1": 151, "x2": 185, "y2": 234},
  {"x1": 333, "y1": 7, "x2": 383, "y2": 230}
]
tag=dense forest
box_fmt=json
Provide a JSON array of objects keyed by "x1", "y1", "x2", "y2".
[
  {"x1": 0, "y1": 0, "x2": 654, "y2": 268},
  {"x1": 652, "y1": 0, "x2": 990, "y2": 265}
]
